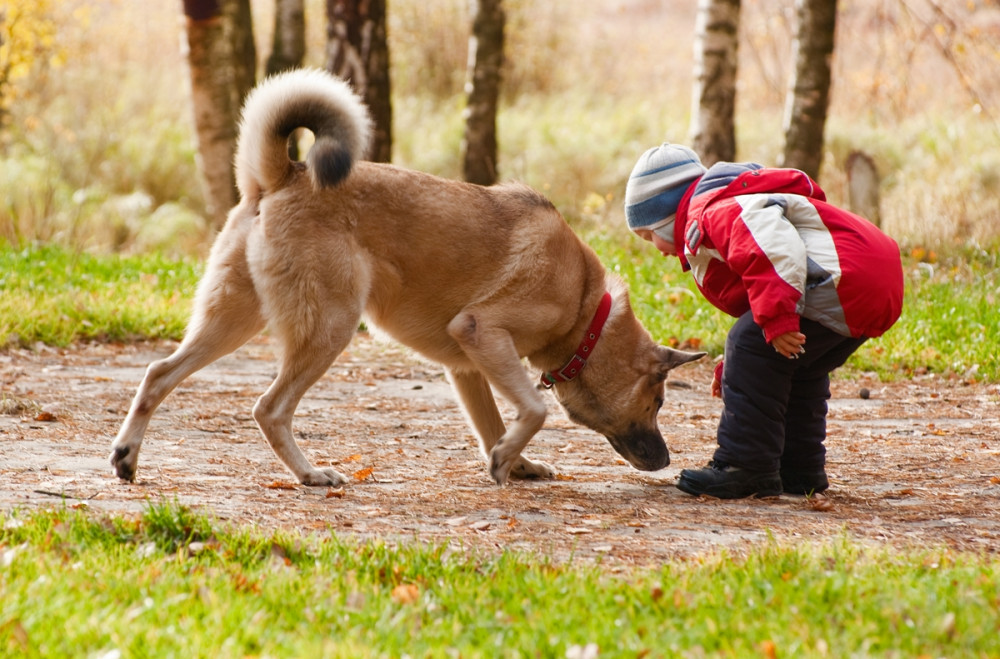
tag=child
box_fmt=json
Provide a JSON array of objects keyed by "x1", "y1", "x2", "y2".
[{"x1": 624, "y1": 144, "x2": 904, "y2": 499}]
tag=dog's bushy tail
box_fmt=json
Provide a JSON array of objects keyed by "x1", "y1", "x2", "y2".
[{"x1": 235, "y1": 68, "x2": 373, "y2": 199}]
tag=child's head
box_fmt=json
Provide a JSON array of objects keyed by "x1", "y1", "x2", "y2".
[{"x1": 624, "y1": 144, "x2": 706, "y2": 247}]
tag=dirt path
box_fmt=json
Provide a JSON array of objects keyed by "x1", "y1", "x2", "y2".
[{"x1": 2, "y1": 334, "x2": 998, "y2": 565}]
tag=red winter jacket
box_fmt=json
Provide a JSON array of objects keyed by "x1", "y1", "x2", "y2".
[{"x1": 673, "y1": 163, "x2": 904, "y2": 343}]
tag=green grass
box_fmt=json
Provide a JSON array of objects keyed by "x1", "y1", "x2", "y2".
[
  {"x1": 2, "y1": 241, "x2": 999, "y2": 381},
  {"x1": 1, "y1": 504, "x2": 997, "y2": 658},
  {"x1": 0, "y1": 244, "x2": 198, "y2": 347}
]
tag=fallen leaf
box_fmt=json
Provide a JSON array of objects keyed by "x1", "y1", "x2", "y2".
[
  {"x1": 391, "y1": 583, "x2": 420, "y2": 604},
  {"x1": 352, "y1": 467, "x2": 374, "y2": 482},
  {"x1": 555, "y1": 474, "x2": 575, "y2": 481},
  {"x1": 469, "y1": 520, "x2": 491, "y2": 531},
  {"x1": 264, "y1": 481, "x2": 299, "y2": 490},
  {"x1": 809, "y1": 497, "x2": 834, "y2": 512},
  {"x1": 325, "y1": 488, "x2": 345, "y2": 498},
  {"x1": 270, "y1": 543, "x2": 291, "y2": 566},
  {"x1": 759, "y1": 639, "x2": 778, "y2": 659},
  {"x1": 34, "y1": 411, "x2": 57, "y2": 422}
]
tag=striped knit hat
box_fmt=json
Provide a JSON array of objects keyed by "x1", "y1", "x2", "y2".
[{"x1": 624, "y1": 144, "x2": 706, "y2": 242}]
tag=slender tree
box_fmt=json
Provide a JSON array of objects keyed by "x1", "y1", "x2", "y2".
[
  {"x1": 462, "y1": 0, "x2": 504, "y2": 186},
  {"x1": 182, "y1": 0, "x2": 256, "y2": 230},
  {"x1": 266, "y1": 0, "x2": 306, "y2": 76},
  {"x1": 689, "y1": 0, "x2": 740, "y2": 165},
  {"x1": 325, "y1": 0, "x2": 391, "y2": 162},
  {"x1": 781, "y1": 0, "x2": 837, "y2": 179}
]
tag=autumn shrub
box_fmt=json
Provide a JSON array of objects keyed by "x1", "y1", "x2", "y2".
[{"x1": 0, "y1": 0, "x2": 206, "y2": 252}]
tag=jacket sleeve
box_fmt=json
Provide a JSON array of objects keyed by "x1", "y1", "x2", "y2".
[{"x1": 703, "y1": 195, "x2": 807, "y2": 341}]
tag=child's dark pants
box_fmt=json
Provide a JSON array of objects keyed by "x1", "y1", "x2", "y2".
[{"x1": 714, "y1": 312, "x2": 867, "y2": 474}]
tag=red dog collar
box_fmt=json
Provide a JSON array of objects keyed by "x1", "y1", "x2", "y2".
[{"x1": 540, "y1": 291, "x2": 613, "y2": 389}]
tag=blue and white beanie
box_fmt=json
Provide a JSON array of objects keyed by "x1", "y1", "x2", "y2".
[{"x1": 624, "y1": 144, "x2": 707, "y2": 243}]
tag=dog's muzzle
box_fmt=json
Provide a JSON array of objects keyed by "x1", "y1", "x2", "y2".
[{"x1": 606, "y1": 427, "x2": 670, "y2": 471}]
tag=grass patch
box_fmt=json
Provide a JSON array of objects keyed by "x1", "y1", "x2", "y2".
[
  {"x1": 2, "y1": 242, "x2": 999, "y2": 381},
  {"x1": 0, "y1": 244, "x2": 198, "y2": 347},
  {"x1": 1, "y1": 504, "x2": 998, "y2": 657}
]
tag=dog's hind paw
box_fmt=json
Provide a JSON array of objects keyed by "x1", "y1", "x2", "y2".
[
  {"x1": 110, "y1": 445, "x2": 137, "y2": 482},
  {"x1": 510, "y1": 457, "x2": 555, "y2": 480},
  {"x1": 300, "y1": 468, "x2": 348, "y2": 487}
]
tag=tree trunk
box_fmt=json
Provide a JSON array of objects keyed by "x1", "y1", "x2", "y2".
[
  {"x1": 846, "y1": 150, "x2": 880, "y2": 227},
  {"x1": 781, "y1": 0, "x2": 837, "y2": 179},
  {"x1": 182, "y1": 0, "x2": 256, "y2": 230},
  {"x1": 228, "y1": 0, "x2": 257, "y2": 104},
  {"x1": 689, "y1": 0, "x2": 740, "y2": 166},
  {"x1": 266, "y1": 0, "x2": 306, "y2": 76},
  {"x1": 462, "y1": 0, "x2": 504, "y2": 186},
  {"x1": 325, "y1": 0, "x2": 391, "y2": 163}
]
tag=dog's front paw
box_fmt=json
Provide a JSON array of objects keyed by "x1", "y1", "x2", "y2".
[
  {"x1": 110, "y1": 444, "x2": 137, "y2": 482},
  {"x1": 489, "y1": 443, "x2": 542, "y2": 485},
  {"x1": 487, "y1": 443, "x2": 517, "y2": 485},
  {"x1": 300, "y1": 468, "x2": 348, "y2": 487},
  {"x1": 510, "y1": 457, "x2": 555, "y2": 480}
]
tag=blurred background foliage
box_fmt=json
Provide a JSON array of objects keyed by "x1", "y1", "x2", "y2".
[
  {"x1": 1, "y1": 0, "x2": 998, "y2": 378},
  {"x1": 1, "y1": 0, "x2": 998, "y2": 255}
]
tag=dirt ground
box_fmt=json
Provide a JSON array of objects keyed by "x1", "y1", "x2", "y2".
[{"x1": 1, "y1": 334, "x2": 998, "y2": 566}]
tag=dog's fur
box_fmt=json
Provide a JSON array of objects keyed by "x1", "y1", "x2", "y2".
[{"x1": 109, "y1": 69, "x2": 703, "y2": 487}]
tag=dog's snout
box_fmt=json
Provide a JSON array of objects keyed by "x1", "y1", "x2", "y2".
[{"x1": 606, "y1": 426, "x2": 670, "y2": 471}]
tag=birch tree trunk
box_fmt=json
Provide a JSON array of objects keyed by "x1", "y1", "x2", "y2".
[
  {"x1": 781, "y1": 0, "x2": 837, "y2": 179},
  {"x1": 689, "y1": 0, "x2": 740, "y2": 166},
  {"x1": 266, "y1": 0, "x2": 306, "y2": 76},
  {"x1": 182, "y1": 0, "x2": 256, "y2": 230},
  {"x1": 462, "y1": 0, "x2": 504, "y2": 186},
  {"x1": 325, "y1": 0, "x2": 392, "y2": 162}
]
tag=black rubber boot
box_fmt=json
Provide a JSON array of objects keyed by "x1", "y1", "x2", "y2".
[
  {"x1": 780, "y1": 468, "x2": 829, "y2": 495},
  {"x1": 677, "y1": 460, "x2": 782, "y2": 499}
]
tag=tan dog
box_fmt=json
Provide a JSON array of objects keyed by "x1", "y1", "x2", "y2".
[{"x1": 109, "y1": 69, "x2": 703, "y2": 487}]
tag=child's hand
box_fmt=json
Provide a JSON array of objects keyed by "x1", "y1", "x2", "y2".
[
  {"x1": 771, "y1": 331, "x2": 807, "y2": 359},
  {"x1": 711, "y1": 373, "x2": 722, "y2": 398}
]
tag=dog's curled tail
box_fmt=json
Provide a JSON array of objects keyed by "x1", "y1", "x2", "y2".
[{"x1": 235, "y1": 68, "x2": 372, "y2": 199}]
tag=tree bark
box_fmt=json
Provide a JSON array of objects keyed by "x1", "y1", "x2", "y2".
[
  {"x1": 689, "y1": 0, "x2": 740, "y2": 166},
  {"x1": 182, "y1": 0, "x2": 256, "y2": 230},
  {"x1": 325, "y1": 0, "x2": 391, "y2": 162},
  {"x1": 266, "y1": 0, "x2": 306, "y2": 76},
  {"x1": 228, "y1": 0, "x2": 257, "y2": 104},
  {"x1": 462, "y1": 0, "x2": 504, "y2": 186},
  {"x1": 781, "y1": 0, "x2": 837, "y2": 179}
]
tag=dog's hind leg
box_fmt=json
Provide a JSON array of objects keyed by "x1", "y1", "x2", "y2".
[
  {"x1": 447, "y1": 313, "x2": 555, "y2": 485},
  {"x1": 252, "y1": 315, "x2": 360, "y2": 487},
  {"x1": 447, "y1": 368, "x2": 555, "y2": 482},
  {"x1": 110, "y1": 257, "x2": 265, "y2": 482}
]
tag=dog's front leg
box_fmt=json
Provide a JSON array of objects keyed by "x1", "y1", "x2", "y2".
[
  {"x1": 447, "y1": 368, "x2": 555, "y2": 482},
  {"x1": 447, "y1": 314, "x2": 554, "y2": 485}
]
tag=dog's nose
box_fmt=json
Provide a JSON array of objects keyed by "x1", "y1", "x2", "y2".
[
  {"x1": 634, "y1": 445, "x2": 670, "y2": 471},
  {"x1": 608, "y1": 430, "x2": 669, "y2": 471}
]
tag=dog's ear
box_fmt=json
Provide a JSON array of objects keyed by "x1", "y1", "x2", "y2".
[{"x1": 655, "y1": 345, "x2": 706, "y2": 375}]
